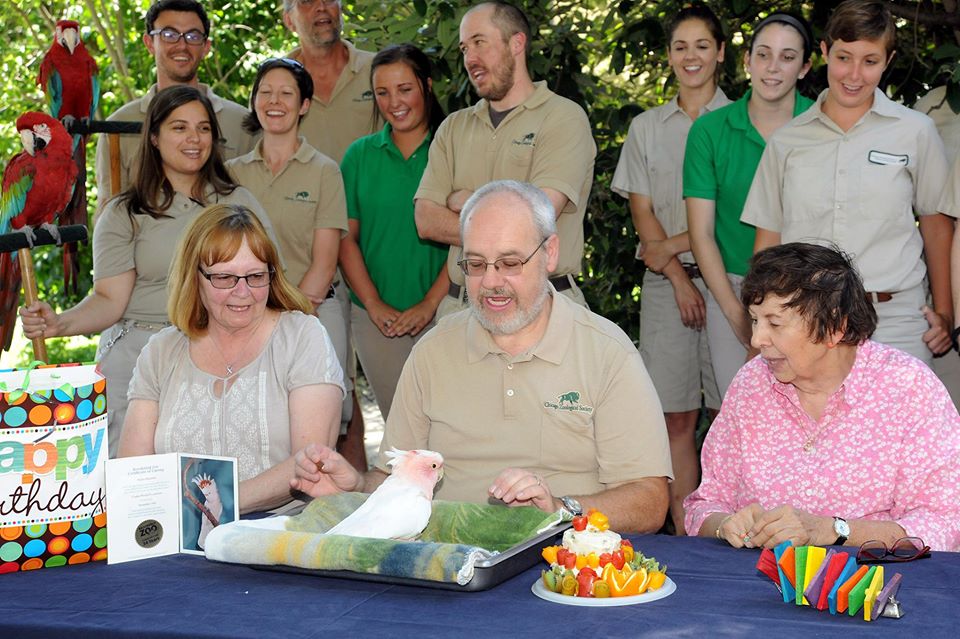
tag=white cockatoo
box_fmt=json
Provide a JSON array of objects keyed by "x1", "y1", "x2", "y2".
[{"x1": 326, "y1": 448, "x2": 444, "y2": 540}]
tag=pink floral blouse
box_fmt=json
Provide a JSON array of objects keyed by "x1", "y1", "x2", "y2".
[{"x1": 684, "y1": 340, "x2": 960, "y2": 551}]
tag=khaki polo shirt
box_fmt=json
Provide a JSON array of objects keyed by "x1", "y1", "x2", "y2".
[
  {"x1": 611, "y1": 88, "x2": 729, "y2": 264},
  {"x1": 93, "y1": 186, "x2": 272, "y2": 324},
  {"x1": 415, "y1": 81, "x2": 596, "y2": 286},
  {"x1": 93, "y1": 83, "x2": 256, "y2": 201},
  {"x1": 289, "y1": 40, "x2": 376, "y2": 164},
  {"x1": 377, "y1": 291, "x2": 673, "y2": 503},
  {"x1": 742, "y1": 89, "x2": 949, "y2": 293},
  {"x1": 227, "y1": 138, "x2": 348, "y2": 286}
]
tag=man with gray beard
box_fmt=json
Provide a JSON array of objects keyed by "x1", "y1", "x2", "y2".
[
  {"x1": 282, "y1": 0, "x2": 375, "y2": 163},
  {"x1": 360, "y1": 180, "x2": 672, "y2": 533},
  {"x1": 414, "y1": 1, "x2": 596, "y2": 320}
]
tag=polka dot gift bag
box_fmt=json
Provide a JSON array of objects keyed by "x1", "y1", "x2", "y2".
[{"x1": 0, "y1": 362, "x2": 108, "y2": 573}]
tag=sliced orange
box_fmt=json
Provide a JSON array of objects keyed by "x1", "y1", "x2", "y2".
[
  {"x1": 541, "y1": 545, "x2": 558, "y2": 565},
  {"x1": 647, "y1": 570, "x2": 667, "y2": 591},
  {"x1": 601, "y1": 563, "x2": 618, "y2": 582},
  {"x1": 575, "y1": 553, "x2": 588, "y2": 570},
  {"x1": 606, "y1": 566, "x2": 647, "y2": 597}
]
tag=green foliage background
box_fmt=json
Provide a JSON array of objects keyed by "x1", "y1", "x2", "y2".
[{"x1": 3, "y1": 0, "x2": 959, "y2": 366}]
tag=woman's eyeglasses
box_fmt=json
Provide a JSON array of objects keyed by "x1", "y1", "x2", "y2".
[
  {"x1": 198, "y1": 267, "x2": 274, "y2": 289},
  {"x1": 856, "y1": 537, "x2": 931, "y2": 564}
]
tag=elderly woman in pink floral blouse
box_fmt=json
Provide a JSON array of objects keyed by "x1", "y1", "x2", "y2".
[{"x1": 684, "y1": 243, "x2": 960, "y2": 552}]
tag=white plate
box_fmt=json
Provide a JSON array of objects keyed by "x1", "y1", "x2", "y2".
[{"x1": 531, "y1": 575, "x2": 676, "y2": 606}]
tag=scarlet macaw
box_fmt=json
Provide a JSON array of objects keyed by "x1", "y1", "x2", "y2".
[
  {"x1": 0, "y1": 113, "x2": 78, "y2": 351},
  {"x1": 38, "y1": 19, "x2": 100, "y2": 294}
]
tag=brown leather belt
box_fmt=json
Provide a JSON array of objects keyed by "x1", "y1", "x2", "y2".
[
  {"x1": 448, "y1": 275, "x2": 573, "y2": 302},
  {"x1": 661, "y1": 263, "x2": 701, "y2": 280},
  {"x1": 865, "y1": 291, "x2": 894, "y2": 303}
]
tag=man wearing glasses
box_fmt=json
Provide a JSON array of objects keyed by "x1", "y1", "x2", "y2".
[
  {"x1": 291, "y1": 181, "x2": 673, "y2": 533},
  {"x1": 283, "y1": 0, "x2": 375, "y2": 164},
  {"x1": 415, "y1": 2, "x2": 596, "y2": 319},
  {"x1": 94, "y1": 0, "x2": 255, "y2": 202}
]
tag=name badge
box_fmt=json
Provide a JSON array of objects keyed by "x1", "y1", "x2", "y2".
[{"x1": 867, "y1": 150, "x2": 909, "y2": 166}]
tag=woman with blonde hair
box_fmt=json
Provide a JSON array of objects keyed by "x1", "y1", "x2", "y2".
[
  {"x1": 20, "y1": 86, "x2": 272, "y2": 457},
  {"x1": 120, "y1": 204, "x2": 344, "y2": 514}
]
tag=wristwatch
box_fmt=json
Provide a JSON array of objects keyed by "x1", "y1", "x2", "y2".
[
  {"x1": 832, "y1": 517, "x2": 850, "y2": 545},
  {"x1": 559, "y1": 495, "x2": 583, "y2": 517}
]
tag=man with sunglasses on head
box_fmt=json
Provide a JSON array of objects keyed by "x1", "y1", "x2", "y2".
[
  {"x1": 282, "y1": 0, "x2": 376, "y2": 164},
  {"x1": 291, "y1": 181, "x2": 673, "y2": 533},
  {"x1": 94, "y1": 0, "x2": 255, "y2": 204}
]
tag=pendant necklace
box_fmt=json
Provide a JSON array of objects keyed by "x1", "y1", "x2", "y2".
[{"x1": 209, "y1": 313, "x2": 266, "y2": 377}]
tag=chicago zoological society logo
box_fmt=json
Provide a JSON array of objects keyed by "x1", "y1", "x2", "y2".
[{"x1": 544, "y1": 391, "x2": 593, "y2": 414}]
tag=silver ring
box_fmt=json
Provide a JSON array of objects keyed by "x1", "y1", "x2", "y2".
[
  {"x1": 535, "y1": 475, "x2": 542, "y2": 487},
  {"x1": 742, "y1": 534, "x2": 751, "y2": 544}
]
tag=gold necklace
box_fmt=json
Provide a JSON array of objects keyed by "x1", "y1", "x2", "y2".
[{"x1": 208, "y1": 313, "x2": 267, "y2": 377}]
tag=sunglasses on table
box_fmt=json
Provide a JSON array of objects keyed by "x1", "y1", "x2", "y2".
[{"x1": 856, "y1": 537, "x2": 931, "y2": 564}]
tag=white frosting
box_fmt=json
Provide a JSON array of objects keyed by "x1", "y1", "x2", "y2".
[{"x1": 562, "y1": 527, "x2": 622, "y2": 556}]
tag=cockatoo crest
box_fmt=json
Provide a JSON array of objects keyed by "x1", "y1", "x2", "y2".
[{"x1": 192, "y1": 473, "x2": 214, "y2": 490}]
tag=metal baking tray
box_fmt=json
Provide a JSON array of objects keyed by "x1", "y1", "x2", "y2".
[{"x1": 252, "y1": 521, "x2": 572, "y2": 591}]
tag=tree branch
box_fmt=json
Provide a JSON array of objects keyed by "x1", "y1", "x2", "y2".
[
  {"x1": 888, "y1": 1, "x2": 960, "y2": 28},
  {"x1": 84, "y1": 0, "x2": 135, "y2": 103}
]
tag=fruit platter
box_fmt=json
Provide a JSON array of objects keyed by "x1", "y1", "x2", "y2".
[{"x1": 532, "y1": 509, "x2": 676, "y2": 606}]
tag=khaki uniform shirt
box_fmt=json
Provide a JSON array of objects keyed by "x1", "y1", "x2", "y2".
[
  {"x1": 611, "y1": 88, "x2": 730, "y2": 264},
  {"x1": 288, "y1": 40, "x2": 376, "y2": 164},
  {"x1": 742, "y1": 89, "x2": 949, "y2": 293},
  {"x1": 227, "y1": 138, "x2": 348, "y2": 286},
  {"x1": 915, "y1": 86, "x2": 960, "y2": 162},
  {"x1": 93, "y1": 186, "x2": 271, "y2": 324},
  {"x1": 93, "y1": 83, "x2": 255, "y2": 200},
  {"x1": 415, "y1": 82, "x2": 596, "y2": 286},
  {"x1": 377, "y1": 291, "x2": 673, "y2": 502}
]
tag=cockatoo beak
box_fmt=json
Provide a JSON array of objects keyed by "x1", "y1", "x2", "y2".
[{"x1": 19, "y1": 130, "x2": 35, "y2": 156}]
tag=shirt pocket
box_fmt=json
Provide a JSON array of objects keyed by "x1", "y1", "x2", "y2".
[
  {"x1": 501, "y1": 134, "x2": 537, "y2": 179},
  {"x1": 858, "y1": 162, "x2": 913, "y2": 220},
  {"x1": 783, "y1": 164, "x2": 831, "y2": 220},
  {"x1": 539, "y1": 408, "x2": 596, "y2": 474}
]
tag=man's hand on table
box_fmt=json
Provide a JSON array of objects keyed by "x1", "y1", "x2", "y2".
[{"x1": 489, "y1": 468, "x2": 557, "y2": 512}]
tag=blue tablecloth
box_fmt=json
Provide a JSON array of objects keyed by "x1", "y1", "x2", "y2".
[{"x1": 1, "y1": 533, "x2": 956, "y2": 638}]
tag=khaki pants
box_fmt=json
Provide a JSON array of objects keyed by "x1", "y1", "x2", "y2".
[
  {"x1": 97, "y1": 320, "x2": 167, "y2": 458},
  {"x1": 351, "y1": 304, "x2": 432, "y2": 420}
]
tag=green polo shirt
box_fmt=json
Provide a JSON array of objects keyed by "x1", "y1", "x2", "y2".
[
  {"x1": 341, "y1": 124, "x2": 448, "y2": 311},
  {"x1": 683, "y1": 89, "x2": 814, "y2": 275}
]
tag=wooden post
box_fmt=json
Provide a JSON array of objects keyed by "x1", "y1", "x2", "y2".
[{"x1": 18, "y1": 247, "x2": 47, "y2": 363}]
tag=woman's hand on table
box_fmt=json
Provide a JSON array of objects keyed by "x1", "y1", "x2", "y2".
[
  {"x1": 716, "y1": 503, "x2": 763, "y2": 548},
  {"x1": 290, "y1": 443, "x2": 363, "y2": 498},
  {"x1": 744, "y1": 505, "x2": 831, "y2": 548}
]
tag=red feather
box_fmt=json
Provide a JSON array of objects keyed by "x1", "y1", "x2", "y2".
[{"x1": 0, "y1": 112, "x2": 78, "y2": 351}]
